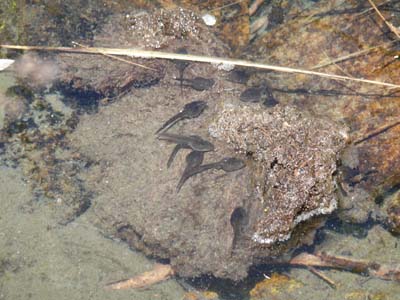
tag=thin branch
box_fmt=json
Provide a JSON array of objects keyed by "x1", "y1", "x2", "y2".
[
  {"x1": 249, "y1": 0, "x2": 265, "y2": 16},
  {"x1": 353, "y1": 119, "x2": 400, "y2": 145},
  {"x1": 320, "y1": 49, "x2": 354, "y2": 78},
  {"x1": 105, "y1": 263, "x2": 174, "y2": 290},
  {"x1": 354, "y1": 0, "x2": 392, "y2": 18},
  {"x1": 71, "y1": 42, "x2": 157, "y2": 71},
  {"x1": 311, "y1": 40, "x2": 398, "y2": 69},
  {"x1": 209, "y1": 0, "x2": 246, "y2": 12},
  {"x1": 1, "y1": 44, "x2": 399, "y2": 89},
  {"x1": 307, "y1": 266, "x2": 337, "y2": 289},
  {"x1": 290, "y1": 252, "x2": 400, "y2": 282},
  {"x1": 367, "y1": 0, "x2": 400, "y2": 39}
]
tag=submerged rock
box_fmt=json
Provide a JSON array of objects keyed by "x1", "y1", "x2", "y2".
[
  {"x1": 247, "y1": 1, "x2": 400, "y2": 226},
  {"x1": 3, "y1": 1, "x2": 399, "y2": 286},
  {"x1": 60, "y1": 5, "x2": 349, "y2": 281},
  {"x1": 54, "y1": 7, "x2": 226, "y2": 101},
  {"x1": 70, "y1": 89, "x2": 347, "y2": 280},
  {"x1": 209, "y1": 103, "x2": 347, "y2": 244}
]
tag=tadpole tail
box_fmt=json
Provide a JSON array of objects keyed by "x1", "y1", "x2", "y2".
[
  {"x1": 155, "y1": 113, "x2": 182, "y2": 135},
  {"x1": 157, "y1": 132, "x2": 186, "y2": 144},
  {"x1": 176, "y1": 164, "x2": 211, "y2": 193},
  {"x1": 167, "y1": 144, "x2": 182, "y2": 168},
  {"x1": 176, "y1": 172, "x2": 190, "y2": 193}
]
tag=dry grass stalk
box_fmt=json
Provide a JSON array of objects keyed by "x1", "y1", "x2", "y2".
[
  {"x1": 367, "y1": 0, "x2": 400, "y2": 39},
  {"x1": 307, "y1": 266, "x2": 336, "y2": 289},
  {"x1": 249, "y1": 0, "x2": 265, "y2": 16},
  {"x1": 71, "y1": 41, "x2": 157, "y2": 71},
  {"x1": 311, "y1": 41, "x2": 398, "y2": 69},
  {"x1": 1, "y1": 44, "x2": 399, "y2": 89},
  {"x1": 355, "y1": 0, "x2": 392, "y2": 18},
  {"x1": 210, "y1": 0, "x2": 246, "y2": 12}
]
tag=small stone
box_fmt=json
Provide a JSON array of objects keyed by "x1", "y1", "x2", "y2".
[{"x1": 202, "y1": 13, "x2": 216, "y2": 26}]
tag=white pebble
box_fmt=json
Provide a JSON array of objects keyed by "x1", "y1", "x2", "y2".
[{"x1": 202, "y1": 13, "x2": 216, "y2": 26}]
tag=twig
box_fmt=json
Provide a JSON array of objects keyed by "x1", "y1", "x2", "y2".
[
  {"x1": 105, "y1": 263, "x2": 174, "y2": 290},
  {"x1": 249, "y1": 0, "x2": 265, "y2": 16},
  {"x1": 367, "y1": 0, "x2": 400, "y2": 39},
  {"x1": 251, "y1": 15, "x2": 269, "y2": 35},
  {"x1": 354, "y1": 0, "x2": 392, "y2": 18},
  {"x1": 307, "y1": 266, "x2": 336, "y2": 289},
  {"x1": 209, "y1": 0, "x2": 246, "y2": 12},
  {"x1": 353, "y1": 119, "x2": 400, "y2": 145},
  {"x1": 311, "y1": 41, "x2": 398, "y2": 70},
  {"x1": 320, "y1": 50, "x2": 354, "y2": 78},
  {"x1": 71, "y1": 42, "x2": 157, "y2": 71},
  {"x1": 290, "y1": 251, "x2": 400, "y2": 282},
  {"x1": 1, "y1": 44, "x2": 399, "y2": 89}
]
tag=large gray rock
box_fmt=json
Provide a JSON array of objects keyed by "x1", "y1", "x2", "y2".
[
  {"x1": 69, "y1": 80, "x2": 346, "y2": 279},
  {"x1": 64, "y1": 6, "x2": 347, "y2": 281}
]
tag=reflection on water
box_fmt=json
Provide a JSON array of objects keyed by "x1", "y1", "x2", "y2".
[{"x1": 0, "y1": 1, "x2": 399, "y2": 299}]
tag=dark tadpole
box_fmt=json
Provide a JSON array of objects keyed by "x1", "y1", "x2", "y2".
[
  {"x1": 155, "y1": 100, "x2": 207, "y2": 134},
  {"x1": 226, "y1": 68, "x2": 251, "y2": 84},
  {"x1": 176, "y1": 151, "x2": 205, "y2": 192},
  {"x1": 221, "y1": 157, "x2": 246, "y2": 171},
  {"x1": 240, "y1": 81, "x2": 278, "y2": 107},
  {"x1": 175, "y1": 77, "x2": 215, "y2": 91},
  {"x1": 157, "y1": 133, "x2": 214, "y2": 167},
  {"x1": 200, "y1": 157, "x2": 246, "y2": 172},
  {"x1": 176, "y1": 156, "x2": 246, "y2": 192},
  {"x1": 240, "y1": 86, "x2": 265, "y2": 103}
]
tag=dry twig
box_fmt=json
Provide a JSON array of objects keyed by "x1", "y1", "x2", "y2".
[
  {"x1": 71, "y1": 41, "x2": 157, "y2": 71},
  {"x1": 311, "y1": 41, "x2": 398, "y2": 70},
  {"x1": 290, "y1": 252, "x2": 400, "y2": 282},
  {"x1": 367, "y1": 0, "x2": 400, "y2": 39},
  {"x1": 105, "y1": 263, "x2": 174, "y2": 290},
  {"x1": 249, "y1": 0, "x2": 265, "y2": 16},
  {"x1": 209, "y1": 0, "x2": 246, "y2": 12},
  {"x1": 1, "y1": 44, "x2": 399, "y2": 89},
  {"x1": 105, "y1": 250, "x2": 400, "y2": 291},
  {"x1": 307, "y1": 266, "x2": 336, "y2": 289},
  {"x1": 353, "y1": 119, "x2": 400, "y2": 145}
]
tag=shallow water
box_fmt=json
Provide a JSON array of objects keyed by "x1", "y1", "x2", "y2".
[{"x1": 1, "y1": 1, "x2": 400, "y2": 300}]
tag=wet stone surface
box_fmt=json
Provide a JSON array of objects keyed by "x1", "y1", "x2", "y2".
[
  {"x1": 49, "y1": 5, "x2": 351, "y2": 281},
  {"x1": 209, "y1": 103, "x2": 348, "y2": 244},
  {"x1": 54, "y1": 8, "x2": 226, "y2": 99},
  {"x1": 69, "y1": 83, "x2": 347, "y2": 280},
  {"x1": 246, "y1": 0, "x2": 400, "y2": 228},
  {"x1": 6, "y1": 1, "x2": 398, "y2": 285}
]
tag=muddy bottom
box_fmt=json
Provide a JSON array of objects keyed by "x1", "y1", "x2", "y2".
[
  {"x1": 0, "y1": 166, "x2": 186, "y2": 300},
  {"x1": 1, "y1": 166, "x2": 399, "y2": 300}
]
